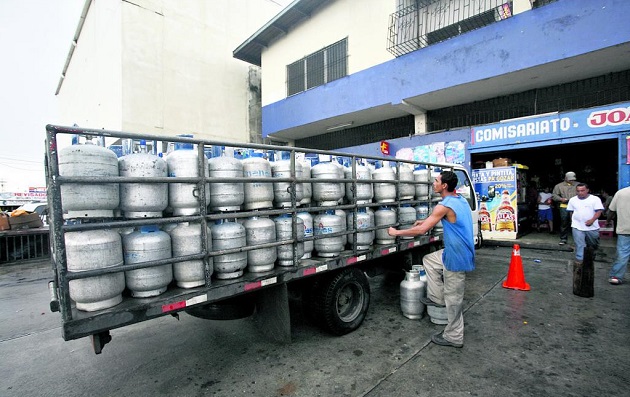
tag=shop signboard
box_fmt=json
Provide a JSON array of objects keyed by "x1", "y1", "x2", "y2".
[{"x1": 472, "y1": 166, "x2": 518, "y2": 240}]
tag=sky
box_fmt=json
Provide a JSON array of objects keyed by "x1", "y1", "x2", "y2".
[{"x1": 0, "y1": 1, "x2": 86, "y2": 192}]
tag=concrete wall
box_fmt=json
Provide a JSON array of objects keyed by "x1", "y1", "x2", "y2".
[
  {"x1": 58, "y1": 0, "x2": 123, "y2": 131},
  {"x1": 59, "y1": 0, "x2": 286, "y2": 143},
  {"x1": 261, "y1": 0, "x2": 396, "y2": 106}
]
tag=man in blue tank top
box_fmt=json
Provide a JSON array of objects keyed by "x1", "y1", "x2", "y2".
[{"x1": 389, "y1": 170, "x2": 475, "y2": 348}]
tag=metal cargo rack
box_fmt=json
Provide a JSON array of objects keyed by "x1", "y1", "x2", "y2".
[{"x1": 45, "y1": 124, "x2": 453, "y2": 352}]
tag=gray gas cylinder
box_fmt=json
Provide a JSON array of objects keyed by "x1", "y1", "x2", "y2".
[
  {"x1": 211, "y1": 220, "x2": 247, "y2": 279},
  {"x1": 271, "y1": 159, "x2": 304, "y2": 208},
  {"x1": 427, "y1": 305, "x2": 448, "y2": 325},
  {"x1": 433, "y1": 219, "x2": 443, "y2": 235},
  {"x1": 65, "y1": 230, "x2": 125, "y2": 312},
  {"x1": 415, "y1": 203, "x2": 429, "y2": 221},
  {"x1": 375, "y1": 206, "x2": 397, "y2": 244},
  {"x1": 372, "y1": 164, "x2": 396, "y2": 204},
  {"x1": 400, "y1": 270, "x2": 426, "y2": 320},
  {"x1": 166, "y1": 141, "x2": 210, "y2": 216},
  {"x1": 118, "y1": 140, "x2": 168, "y2": 218},
  {"x1": 313, "y1": 210, "x2": 345, "y2": 257},
  {"x1": 207, "y1": 153, "x2": 244, "y2": 212},
  {"x1": 123, "y1": 226, "x2": 173, "y2": 298},
  {"x1": 431, "y1": 168, "x2": 441, "y2": 200},
  {"x1": 335, "y1": 209, "x2": 348, "y2": 245},
  {"x1": 300, "y1": 161, "x2": 312, "y2": 205},
  {"x1": 244, "y1": 216, "x2": 277, "y2": 272},
  {"x1": 275, "y1": 214, "x2": 304, "y2": 266},
  {"x1": 398, "y1": 204, "x2": 417, "y2": 239},
  {"x1": 397, "y1": 163, "x2": 415, "y2": 201},
  {"x1": 347, "y1": 208, "x2": 374, "y2": 250},
  {"x1": 311, "y1": 162, "x2": 344, "y2": 206},
  {"x1": 413, "y1": 167, "x2": 430, "y2": 200},
  {"x1": 170, "y1": 222, "x2": 213, "y2": 288},
  {"x1": 241, "y1": 152, "x2": 274, "y2": 210},
  {"x1": 344, "y1": 163, "x2": 373, "y2": 204},
  {"x1": 59, "y1": 140, "x2": 120, "y2": 219},
  {"x1": 297, "y1": 211, "x2": 313, "y2": 259}
]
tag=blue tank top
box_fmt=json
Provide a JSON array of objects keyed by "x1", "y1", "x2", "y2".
[{"x1": 440, "y1": 195, "x2": 475, "y2": 272}]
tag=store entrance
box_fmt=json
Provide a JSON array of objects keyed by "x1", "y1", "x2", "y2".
[{"x1": 471, "y1": 138, "x2": 618, "y2": 233}]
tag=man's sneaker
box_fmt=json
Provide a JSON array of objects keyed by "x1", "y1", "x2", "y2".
[
  {"x1": 420, "y1": 296, "x2": 445, "y2": 308},
  {"x1": 431, "y1": 332, "x2": 463, "y2": 348},
  {"x1": 609, "y1": 277, "x2": 622, "y2": 285},
  {"x1": 559, "y1": 241, "x2": 567, "y2": 245}
]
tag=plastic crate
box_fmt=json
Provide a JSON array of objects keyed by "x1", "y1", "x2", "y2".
[{"x1": 598, "y1": 220, "x2": 614, "y2": 238}]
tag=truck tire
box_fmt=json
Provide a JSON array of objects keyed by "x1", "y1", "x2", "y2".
[{"x1": 310, "y1": 268, "x2": 370, "y2": 335}]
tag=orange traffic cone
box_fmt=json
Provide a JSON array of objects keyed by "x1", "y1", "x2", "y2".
[{"x1": 502, "y1": 244, "x2": 530, "y2": 291}]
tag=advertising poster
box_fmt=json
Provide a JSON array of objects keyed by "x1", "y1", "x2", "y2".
[{"x1": 472, "y1": 166, "x2": 518, "y2": 240}]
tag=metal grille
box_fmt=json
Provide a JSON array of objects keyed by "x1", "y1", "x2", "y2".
[
  {"x1": 427, "y1": 69, "x2": 630, "y2": 131},
  {"x1": 0, "y1": 230, "x2": 50, "y2": 263},
  {"x1": 287, "y1": 38, "x2": 348, "y2": 96},
  {"x1": 295, "y1": 116, "x2": 415, "y2": 150},
  {"x1": 388, "y1": 0, "x2": 514, "y2": 58}
]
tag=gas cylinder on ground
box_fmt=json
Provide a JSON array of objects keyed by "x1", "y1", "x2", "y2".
[
  {"x1": 372, "y1": 162, "x2": 396, "y2": 204},
  {"x1": 65, "y1": 229, "x2": 125, "y2": 312},
  {"x1": 123, "y1": 226, "x2": 173, "y2": 298},
  {"x1": 118, "y1": 140, "x2": 168, "y2": 218},
  {"x1": 243, "y1": 216, "x2": 277, "y2": 272},
  {"x1": 347, "y1": 207, "x2": 374, "y2": 250},
  {"x1": 313, "y1": 210, "x2": 344, "y2": 257},
  {"x1": 398, "y1": 204, "x2": 417, "y2": 239},
  {"x1": 170, "y1": 222, "x2": 212, "y2": 288},
  {"x1": 207, "y1": 149, "x2": 244, "y2": 212},
  {"x1": 241, "y1": 152, "x2": 274, "y2": 210},
  {"x1": 375, "y1": 206, "x2": 397, "y2": 244},
  {"x1": 271, "y1": 153, "x2": 304, "y2": 208},
  {"x1": 413, "y1": 166, "x2": 430, "y2": 200},
  {"x1": 396, "y1": 163, "x2": 415, "y2": 201},
  {"x1": 344, "y1": 162, "x2": 373, "y2": 204},
  {"x1": 311, "y1": 161, "x2": 344, "y2": 206},
  {"x1": 166, "y1": 139, "x2": 210, "y2": 216},
  {"x1": 297, "y1": 211, "x2": 314, "y2": 259},
  {"x1": 59, "y1": 138, "x2": 120, "y2": 219},
  {"x1": 211, "y1": 220, "x2": 248, "y2": 279},
  {"x1": 300, "y1": 161, "x2": 312, "y2": 206},
  {"x1": 275, "y1": 214, "x2": 304, "y2": 266},
  {"x1": 400, "y1": 270, "x2": 426, "y2": 320}
]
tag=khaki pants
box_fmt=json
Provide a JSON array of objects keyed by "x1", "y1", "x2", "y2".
[{"x1": 423, "y1": 249, "x2": 466, "y2": 344}]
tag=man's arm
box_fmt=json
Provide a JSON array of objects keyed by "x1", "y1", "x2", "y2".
[{"x1": 389, "y1": 205, "x2": 448, "y2": 237}]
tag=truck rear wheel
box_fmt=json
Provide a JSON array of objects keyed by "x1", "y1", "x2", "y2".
[{"x1": 310, "y1": 268, "x2": 370, "y2": 335}]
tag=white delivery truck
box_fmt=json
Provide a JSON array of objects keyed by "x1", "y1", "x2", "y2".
[{"x1": 45, "y1": 124, "x2": 479, "y2": 353}]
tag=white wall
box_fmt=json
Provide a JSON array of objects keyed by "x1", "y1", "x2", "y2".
[
  {"x1": 59, "y1": 0, "x2": 287, "y2": 143},
  {"x1": 261, "y1": 0, "x2": 397, "y2": 106},
  {"x1": 58, "y1": 0, "x2": 123, "y2": 130}
]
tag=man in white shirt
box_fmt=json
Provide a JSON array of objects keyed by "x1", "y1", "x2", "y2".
[
  {"x1": 607, "y1": 186, "x2": 630, "y2": 285},
  {"x1": 567, "y1": 183, "x2": 604, "y2": 264},
  {"x1": 537, "y1": 187, "x2": 553, "y2": 233}
]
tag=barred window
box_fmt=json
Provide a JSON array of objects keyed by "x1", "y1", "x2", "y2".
[{"x1": 287, "y1": 38, "x2": 347, "y2": 96}]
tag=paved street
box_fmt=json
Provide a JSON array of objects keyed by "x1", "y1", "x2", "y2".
[{"x1": 1, "y1": 242, "x2": 629, "y2": 397}]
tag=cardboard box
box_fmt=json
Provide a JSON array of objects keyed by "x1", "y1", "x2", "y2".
[
  {"x1": 492, "y1": 158, "x2": 512, "y2": 167},
  {"x1": 0, "y1": 213, "x2": 10, "y2": 231},
  {"x1": 8, "y1": 213, "x2": 44, "y2": 230}
]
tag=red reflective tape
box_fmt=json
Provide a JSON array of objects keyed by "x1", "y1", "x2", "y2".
[
  {"x1": 407, "y1": 242, "x2": 415, "y2": 249},
  {"x1": 429, "y1": 236, "x2": 435, "y2": 242},
  {"x1": 303, "y1": 267, "x2": 317, "y2": 276},
  {"x1": 162, "y1": 301, "x2": 186, "y2": 313},
  {"x1": 346, "y1": 257, "x2": 358, "y2": 265},
  {"x1": 244, "y1": 281, "x2": 262, "y2": 291},
  {"x1": 381, "y1": 248, "x2": 390, "y2": 255}
]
